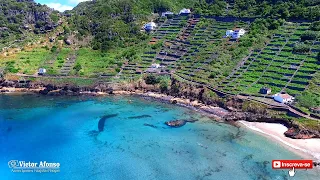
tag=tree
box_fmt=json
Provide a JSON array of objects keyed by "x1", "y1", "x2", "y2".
[
  {"x1": 73, "y1": 63, "x2": 82, "y2": 73},
  {"x1": 208, "y1": 72, "x2": 217, "y2": 79},
  {"x1": 63, "y1": 26, "x2": 71, "y2": 34},
  {"x1": 159, "y1": 79, "x2": 168, "y2": 93},
  {"x1": 317, "y1": 52, "x2": 320, "y2": 62},
  {"x1": 152, "y1": 0, "x2": 170, "y2": 13},
  {"x1": 297, "y1": 92, "x2": 320, "y2": 109},
  {"x1": 51, "y1": 46, "x2": 57, "y2": 53},
  {"x1": 310, "y1": 21, "x2": 320, "y2": 31},
  {"x1": 145, "y1": 74, "x2": 160, "y2": 85}
]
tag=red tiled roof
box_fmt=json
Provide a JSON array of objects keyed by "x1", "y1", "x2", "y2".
[{"x1": 278, "y1": 94, "x2": 293, "y2": 99}]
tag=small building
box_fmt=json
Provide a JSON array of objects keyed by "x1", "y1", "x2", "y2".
[
  {"x1": 226, "y1": 28, "x2": 246, "y2": 39},
  {"x1": 311, "y1": 107, "x2": 320, "y2": 114},
  {"x1": 260, "y1": 87, "x2": 271, "y2": 94},
  {"x1": 144, "y1": 22, "x2": 157, "y2": 32},
  {"x1": 273, "y1": 93, "x2": 294, "y2": 103},
  {"x1": 161, "y1": 11, "x2": 174, "y2": 17},
  {"x1": 179, "y1": 8, "x2": 191, "y2": 15},
  {"x1": 38, "y1": 68, "x2": 47, "y2": 75},
  {"x1": 151, "y1": 64, "x2": 161, "y2": 68},
  {"x1": 232, "y1": 28, "x2": 246, "y2": 39},
  {"x1": 226, "y1": 30, "x2": 234, "y2": 37}
]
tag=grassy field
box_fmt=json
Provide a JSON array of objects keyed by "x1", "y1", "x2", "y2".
[{"x1": 0, "y1": 47, "x2": 52, "y2": 75}]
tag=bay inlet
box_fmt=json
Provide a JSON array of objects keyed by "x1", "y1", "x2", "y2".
[{"x1": 0, "y1": 94, "x2": 319, "y2": 179}]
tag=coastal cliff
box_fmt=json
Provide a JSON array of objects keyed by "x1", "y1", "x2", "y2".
[{"x1": 0, "y1": 77, "x2": 319, "y2": 139}]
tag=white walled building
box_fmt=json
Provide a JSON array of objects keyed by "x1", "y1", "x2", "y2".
[
  {"x1": 179, "y1": 8, "x2": 191, "y2": 15},
  {"x1": 226, "y1": 28, "x2": 246, "y2": 39},
  {"x1": 144, "y1": 22, "x2": 157, "y2": 32},
  {"x1": 273, "y1": 93, "x2": 294, "y2": 103}
]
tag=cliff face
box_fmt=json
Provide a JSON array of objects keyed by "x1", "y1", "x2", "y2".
[{"x1": 0, "y1": 0, "x2": 58, "y2": 35}]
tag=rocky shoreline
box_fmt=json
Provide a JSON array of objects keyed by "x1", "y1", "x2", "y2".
[{"x1": 0, "y1": 78, "x2": 319, "y2": 139}]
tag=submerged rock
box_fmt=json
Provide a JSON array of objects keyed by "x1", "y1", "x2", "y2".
[
  {"x1": 128, "y1": 115, "x2": 152, "y2": 119},
  {"x1": 165, "y1": 120, "x2": 187, "y2": 128},
  {"x1": 165, "y1": 119, "x2": 198, "y2": 128},
  {"x1": 143, "y1": 123, "x2": 157, "y2": 128},
  {"x1": 98, "y1": 114, "x2": 118, "y2": 132}
]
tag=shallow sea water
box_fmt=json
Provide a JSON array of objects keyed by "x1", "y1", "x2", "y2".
[{"x1": 0, "y1": 94, "x2": 319, "y2": 180}]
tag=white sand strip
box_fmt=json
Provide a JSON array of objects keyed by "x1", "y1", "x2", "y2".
[{"x1": 238, "y1": 121, "x2": 320, "y2": 161}]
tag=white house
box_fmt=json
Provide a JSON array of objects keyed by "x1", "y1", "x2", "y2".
[
  {"x1": 151, "y1": 64, "x2": 161, "y2": 68},
  {"x1": 273, "y1": 93, "x2": 294, "y2": 103},
  {"x1": 144, "y1": 22, "x2": 157, "y2": 31},
  {"x1": 38, "y1": 68, "x2": 47, "y2": 75},
  {"x1": 226, "y1": 28, "x2": 246, "y2": 39},
  {"x1": 232, "y1": 28, "x2": 246, "y2": 39},
  {"x1": 179, "y1": 8, "x2": 191, "y2": 15},
  {"x1": 226, "y1": 30, "x2": 234, "y2": 37},
  {"x1": 161, "y1": 11, "x2": 174, "y2": 17}
]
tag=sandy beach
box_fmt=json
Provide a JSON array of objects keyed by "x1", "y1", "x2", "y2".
[{"x1": 238, "y1": 121, "x2": 320, "y2": 161}]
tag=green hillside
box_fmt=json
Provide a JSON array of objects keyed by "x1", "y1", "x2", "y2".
[{"x1": 0, "y1": 0, "x2": 59, "y2": 50}]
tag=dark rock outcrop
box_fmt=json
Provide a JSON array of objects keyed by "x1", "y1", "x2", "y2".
[
  {"x1": 284, "y1": 127, "x2": 320, "y2": 139},
  {"x1": 165, "y1": 120, "x2": 186, "y2": 127},
  {"x1": 1, "y1": 0, "x2": 58, "y2": 34},
  {"x1": 65, "y1": 39, "x2": 72, "y2": 45},
  {"x1": 165, "y1": 119, "x2": 198, "y2": 128}
]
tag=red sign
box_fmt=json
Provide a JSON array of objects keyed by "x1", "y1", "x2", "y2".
[{"x1": 272, "y1": 160, "x2": 313, "y2": 169}]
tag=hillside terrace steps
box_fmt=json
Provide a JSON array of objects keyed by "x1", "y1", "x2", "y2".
[
  {"x1": 281, "y1": 40, "x2": 317, "y2": 93},
  {"x1": 60, "y1": 49, "x2": 77, "y2": 76},
  {"x1": 177, "y1": 18, "x2": 200, "y2": 42},
  {"x1": 217, "y1": 22, "x2": 318, "y2": 96},
  {"x1": 240, "y1": 31, "x2": 295, "y2": 96}
]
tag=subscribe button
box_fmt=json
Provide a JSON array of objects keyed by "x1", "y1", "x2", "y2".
[{"x1": 272, "y1": 160, "x2": 313, "y2": 169}]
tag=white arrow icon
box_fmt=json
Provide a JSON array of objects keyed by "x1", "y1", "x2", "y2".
[{"x1": 288, "y1": 167, "x2": 296, "y2": 177}]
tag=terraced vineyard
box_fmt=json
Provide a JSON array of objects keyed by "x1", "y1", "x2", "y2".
[
  {"x1": 119, "y1": 15, "x2": 190, "y2": 80},
  {"x1": 118, "y1": 16, "x2": 252, "y2": 84},
  {"x1": 173, "y1": 19, "x2": 250, "y2": 86},
  {"x1": 216, "y1": 22, "x2": 320, "y2": 97},
  {"x1": 115, "y1": 16, "x2": 319, "y2": 113}
]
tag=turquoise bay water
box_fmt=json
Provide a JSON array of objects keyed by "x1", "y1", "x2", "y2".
[{"x1": 0, "y1": 94, "x2": 319, "y2": 180}]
